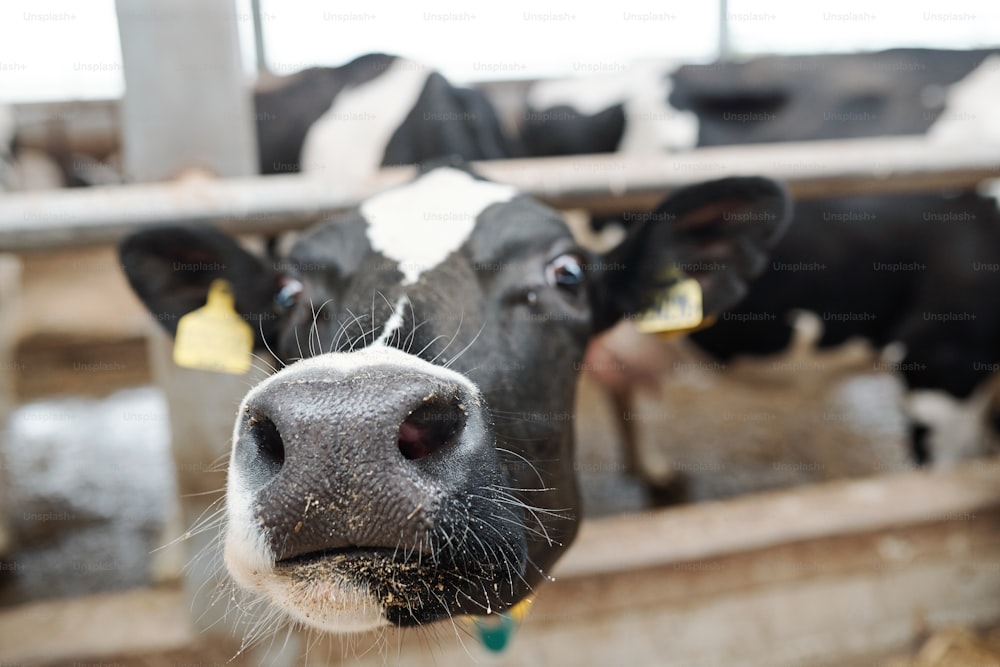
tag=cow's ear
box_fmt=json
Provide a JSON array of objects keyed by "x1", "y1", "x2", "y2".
[
  {"x1": 595, "y1": 177, "x2": 790, "y2": 331},
  {"x1": 119, "y1": 226, "x2": 278, "y2": 342}
]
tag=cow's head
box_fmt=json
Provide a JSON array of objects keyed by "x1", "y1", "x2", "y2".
[{"x1": 120, "y1": 165, "x2": 788, "y2": 632}]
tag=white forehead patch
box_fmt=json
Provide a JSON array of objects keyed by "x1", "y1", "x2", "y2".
[
  {"x1": 360, "y1": 167, "x2": 518, "y2": 285},
  {"x1": 373, "y1": 294, "x2": 410, "y2": 346}
]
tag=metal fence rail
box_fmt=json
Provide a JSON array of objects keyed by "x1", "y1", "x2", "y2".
[{"x1": 2, "y1": 136, "x2": 998, "y2": 252}]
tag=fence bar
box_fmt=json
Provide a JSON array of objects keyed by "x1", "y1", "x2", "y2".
[{"x1": 1, "y1": 136, "x2": 998, "y2": 252}]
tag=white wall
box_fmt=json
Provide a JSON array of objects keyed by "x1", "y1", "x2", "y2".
[{"x1": 0, "y1": 0, "x2": 997, "y2": 103}]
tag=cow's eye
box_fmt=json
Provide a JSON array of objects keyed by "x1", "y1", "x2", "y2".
[
  {"x1": 275, "y1": 278, "x2": 304, "y2": 310},
  {"x1": 546, "y1": 253, "x2": 587, "y2": 291}
]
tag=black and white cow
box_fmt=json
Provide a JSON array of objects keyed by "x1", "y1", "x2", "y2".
[
  {"x1": 521, "y1": 48, "x2": 1000, "y2": 155},
  {"x1": 690, "y1": 192, "x2": 1000, "y2": 464},
  {"x1": 526, "y1": 48, "x2": 1000, "y2": 465},
  {"x1": 5, "y1": 54, "x2": 513, "y2": 192},
  {"x1": 120, "y1": 165, "x2": 788, "y2": 631},
  {"x1": 255, "y1": 53, "x2": 513, "y2": 182}
]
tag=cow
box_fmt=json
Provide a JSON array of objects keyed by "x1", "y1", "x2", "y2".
[
  {"x1": 4, "y1": 53, "x2": 510, "y2": 194},
  {"x1": 525, "y1": 48, "x2": 1000, "y2": 466},
  {"x1": 689, "y1": 192, "x2": 1000, "y2": 465},
  {"x1": 119, "y1": 164, "x2": 788, "y2": 632},
  {"x1": 521, "y1": 48, "x2": 999, "y2": 155},
  {"x1": 254, "y1": 53, "x2": 514, "y2": 183}
]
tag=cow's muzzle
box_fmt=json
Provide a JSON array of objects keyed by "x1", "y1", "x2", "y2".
[{"x1": 225, "y1": 346, "x2": 529, "y2": 627}]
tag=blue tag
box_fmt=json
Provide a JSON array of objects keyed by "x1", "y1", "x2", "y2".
[
  {"x1": 465, "y1": 596, "x2": 534, "y2": 654},
  {"x1": 473, "y1": 613, "x2": 517, "y2": 653}
]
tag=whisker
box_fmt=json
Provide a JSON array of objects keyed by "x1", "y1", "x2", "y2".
[
  {"x1": 488, "y1": 491, "x2": 573, "y2": 520},
  {"x1": 256, "y1": 314, "x2": 286, "y2": 370},
  {"x1": 333, "y1": 307, "x2": 367, "y2": 353},
  {"x1": 307, "y1": 298, "x2": 336, "y2": 358},
  {"x1": 248, "y1": 361, "x2": 276, "y2": 379},
  {"x1": 292, "y1": 322, "x2": 305, "y2": 362},
  {"x1": 402, "y1": 319, "x2": 430, "y2": 356},
  {"x1": 149, "y1": 493, "x2": 227, "y2": 554},
  {"x1": 443, "y1": 320, "x2": 488, "y2": 370},
  {"x1": 496, "y1": 446, "x2": 549, "y2": 490},
  {"x1": 375, "y1": 290, "x2": 397, "y2": 347},
  {"x1": 429, "y1": 309, "x2": 464, "y2": 365},
  {"x1": 415, "y1": 332, "x2": 450, "y2": 359},
  {"x1": 342, "y1": 307, "x2": 382, "y2": 351},
  {"x1": 371, "y1": 290, "x2": 381, "y2": 348},
  {"x1": 404, "y1": 295, "x2": 419, "y2": 354}
]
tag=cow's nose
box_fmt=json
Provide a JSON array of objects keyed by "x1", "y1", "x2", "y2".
[
  {"x1": 229, "y1": 353, "x2": 494, "y2": 562},
  {"x1": 235, "y1": 386, "x2": 466, "y2": 489}
]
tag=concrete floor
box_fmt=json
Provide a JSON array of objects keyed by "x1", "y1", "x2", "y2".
[{"x1": 0, "y1": 386, "x2": 174, "y2": 605}]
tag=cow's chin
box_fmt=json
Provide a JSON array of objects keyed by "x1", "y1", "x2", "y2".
[
  {"x1": 223, "y1": 520, "x2": 528, "y2": 632},
  {"x1": 224, "y1": 528, "x2": 389, "y2": 633}
]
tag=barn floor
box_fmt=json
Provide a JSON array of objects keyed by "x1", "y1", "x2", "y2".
[
  {"x1": 6, "y1": 599, "x2": 999, "y2": 667},
  {"x1": 54, "y1": 630, "x2": 1000, "y2": 667},
  {"x1": 0, "y1": 386, "x2": 174, "y2": 606}
]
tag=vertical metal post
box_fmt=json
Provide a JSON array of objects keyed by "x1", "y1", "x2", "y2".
[
  {"x1": 114, "y1": 2, "x2": 295, "y2": 661},
  {"x1": 0, "y1": 256, "x2": 21, "y2": 561},
  {"x1": 116, "y1": 0, "x2": 258, "y2": 181},
  {"x1": 251, "y1": 0, "x2": 269, "y2": 75},
  {"x1": 718, "y1": 0, "x2": 732, "y2": 61}
]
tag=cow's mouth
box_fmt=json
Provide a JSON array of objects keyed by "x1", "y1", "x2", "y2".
[
  {"x1": 274, "y1": 546, "x2": 432, "y2": 569},
  {"x1": 273, "y1": 544, "x2": 483, "y2": 626}
]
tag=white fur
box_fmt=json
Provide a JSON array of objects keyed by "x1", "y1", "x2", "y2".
[
  {"x1": 373, "y1": 294, "x2": 410, "y2": 346},
  {"x1": 905, "y1": 387, "x2": 994, "y2": 465},
  {"x1": 619, "y1": 63, "x2": 699, "y2": 154},
  {"x1": 927, "y1": 56, "x2": 1000, "y2": 208},
  {"x1": 360, "y1": 167, "x2": 517, "y2": 285},
  {"x1": 928, "y1": 55, "x2": 1000, "y2": 144},
  {"x1": 921, "y1": 58, "x2": 1000, "y2": 449},
  {"x1": 526, "y1": 61, "x2": 699, "y2": 153},
  {"x1": 528, "y1": 69, "x2": 641, "y2": 116},
  {"x1": 301, "y1": 58, "x2": 431, "y2": 184}
]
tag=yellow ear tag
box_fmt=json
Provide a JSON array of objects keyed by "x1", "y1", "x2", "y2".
[
  {"x1": 172, "y1": 279, "x2": 254, "y2": 374},
  {"x1": 633, "y1": 272, "x2": 704, "y2": 337}
]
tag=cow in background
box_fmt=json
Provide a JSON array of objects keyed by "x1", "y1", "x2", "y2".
[
  {"x1": 521, "y1": 48, "x2": 998, "y2": 154},
  {"x1": 3, "y1": 52, "x2": 513, "y2": 192},
  {"x1": 254, "y1": 53, "x2": 515, "y2": 184},
  {"x1": 523, "y1": 48, "x2": 1000, "y2": 466}
]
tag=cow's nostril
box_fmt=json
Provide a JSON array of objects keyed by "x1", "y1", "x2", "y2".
[
  {"x1": 398, "y1": 398, "x2": 464, "y2": 460},
  {"x1": 248, "y1": 414, "x2": 285, "y2": 477}
]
